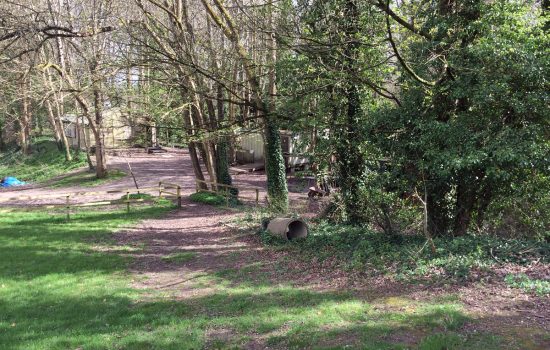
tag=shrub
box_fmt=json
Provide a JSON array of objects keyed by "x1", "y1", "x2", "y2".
[{"x1": 189, "y1": 191, "x2": 227, "y2": 206}]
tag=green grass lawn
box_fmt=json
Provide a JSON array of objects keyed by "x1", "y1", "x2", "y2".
[{"x1": 0, "y1": 206, "x2": 519, "y2": 350}]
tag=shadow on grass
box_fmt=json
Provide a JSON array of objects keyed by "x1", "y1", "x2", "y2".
[
  {"x1": 0, "y1": 207, "x2": 173, "y2": 280},
  {"x1": 8, "y1": 206, "x2": 171, "y2": 227},
  {"x1": 0, "y1": 207, "x2": 520, "y2": 350},
  {"x1": 0, "y1": 283, "x2": 479, "y2": 350}
]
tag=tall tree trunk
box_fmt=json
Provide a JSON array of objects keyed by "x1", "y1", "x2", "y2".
[
  {"x1": 53, "y1": 96, "x2": 72, "y2": 161},
  {"x1": 188, "y1": 77, "x2": 216, "y2": 185},
  {"x1": 214, "y1": 84, "x2": 233, "y2": 190},
  {"x1": 202, "y1": 0, "x2": 288, "y2": 211},
  {"x1": 79, "y1": 116, "x2": 94, "y2": 170},
  {"x1": 19, "y1": 80, "x2": 32, "y2": 155},
  {"x1": 45, "y1": 99, "x2": 63, "y2": 150},
  {"x1": 0, "y1": 119, "x2": 5, "y2": 151},
  {"x1": 334, "y1": 0, "x2": 365, "y2": 222},
  {"x1": 43, "y1": 66, "x2": 72, "y2": 160},
  {"x1": 93, "y1": 86, "x2": 108, "y2": 178},
  {"x1": 183, "y1": 104, "x2": 207, "y2": 190},
  {"x1": 453, "y1": 177, "x2": 479, "y2": 236}
]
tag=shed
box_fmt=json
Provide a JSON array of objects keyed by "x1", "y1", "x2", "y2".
[
  {"x1": 62, "y1": 108, "x2": 154, "y2": 149},
  {"x1": 236, "y1": 130, "x2": 309, "y2": 169}
]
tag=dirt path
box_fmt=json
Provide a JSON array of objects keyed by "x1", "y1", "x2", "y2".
[
  {"x1": 115, "y1": 199, "x2": 549, "y2": 349},
  {"x1": 0, "y1": 150, "x2": 303, "y2": 208}
]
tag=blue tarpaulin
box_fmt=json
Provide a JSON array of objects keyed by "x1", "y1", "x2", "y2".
[{"x1": 0, "y1": 177, "x2": 26, "y2": 187}]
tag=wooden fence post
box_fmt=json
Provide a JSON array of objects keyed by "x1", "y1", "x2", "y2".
[
  {"x1": 158, "y1": 181, "x2": 162, "y2": 198},
  {"x1": 126, "y1": 191, "x2": 130, "y2": 213},
  {"x1": 255, "y1": 189, "x2": 259, "y2": 205},
  {"x1": 65, "y1": 195, "x2": 70, "y2": 221},
  {"x1": 177, "y1": 185, "x2": 182, "y2": 208}
]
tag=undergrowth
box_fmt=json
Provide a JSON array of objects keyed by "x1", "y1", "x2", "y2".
[
  {"x1": 504, "y1": 273, "x2": 550, "y2": 296},
  {"x1": 0, "y1": 139, "x2": 86, "y2": 183},
  {"x1": 189, "y1": 191, "x2": 239, "y2": 206},
  {"x1": 257, "y1": 220, "x2": 549, "y2": 290}
]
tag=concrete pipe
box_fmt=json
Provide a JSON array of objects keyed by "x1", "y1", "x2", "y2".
[{"x1": 266, "y1": 218, "x2": 308, "y2": 240}]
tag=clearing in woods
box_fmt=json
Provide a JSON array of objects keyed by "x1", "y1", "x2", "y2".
[{"x1": 0, "y1": 150, "x2": 548, "y2": 349}]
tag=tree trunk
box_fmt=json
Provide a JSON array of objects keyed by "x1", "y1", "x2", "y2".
[
  {"x1": 183, "y1": 106, "x2": 207, "y2": 190},
  {"x1": 53, "y1": 96, "x2": 72, "y2": 161},
  {"x1": 19, "y1": 81, "x2": 32, "y2": 155},
  {"x1": 0, "y1": 119, "x2": 5, "y2": 151},
  {"x1": 335, "y1": 0, "x2": 364, "y2": 222},
  {"x1": 201, "y1": 0, "x2": 288, "y2": 211},
  {"x1": 46, "y1": 99, "x2": 63, "y2": 150},
  {"x1": 264, "y1": 117, "x2": 288, "y2": 211},
  {"x1": 93, "y1": 87, "x2": 108, "y2": 178},
  {"x1": 214, "y1": 84, "x2": 233, "y2": 190},
  {"x1": 189, "y1": 82, "x2": 216, "y2": 186}
]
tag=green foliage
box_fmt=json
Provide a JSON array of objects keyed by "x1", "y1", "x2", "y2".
[
  {"x1": 264, "y1": 119, "x2": 289, "y2": 213},
  {"x1": 365, "y1": 0, "x2": 549, "y2": 236},
  {"x1": 118, "y1": 193, "x2": 172, "y2": 207},
  {"x1": 274, "y1": 222, "x2": 549, "y2": 282},
  {"x1": 418, "y1": 333, "x2": 462, "y2": 350},
  {"x1": 484, "y1": 173, "x2": 550, "y2": 240},
  {"x1": 189, "y1": 191, "x2": 227, "y2": 206},
  {"x1": 258, "y1": 228, "x2": 290, "y2": 246},
  {"x1": 0, "y1": 140, "x2": 87, "y2": 183},
  {"x1": 504, "y1": 273, "x2": 550, "y2": 296},
  {"x1": 125, "y1": 193, "x2": 154, "y2": 200}
]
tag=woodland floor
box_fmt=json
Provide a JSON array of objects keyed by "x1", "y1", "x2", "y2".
[
  {"x1": 114, "y1": 202, "x2": 549, "y2": 349},
  {"x1": 0, "y1": 150, "x2": 548, "y2": 349}
]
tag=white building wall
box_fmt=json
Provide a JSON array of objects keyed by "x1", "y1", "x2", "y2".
[{"x1": 239, "y1": 132, "x2": 264, "y2": 162}]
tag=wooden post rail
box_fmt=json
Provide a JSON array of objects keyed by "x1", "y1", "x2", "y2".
[
  {"x1": 158, "y1": 181, "x2": 182, "y2": 208},
  {"x1": 0, "y1": 182, "x2": 178, "y2": 219}
]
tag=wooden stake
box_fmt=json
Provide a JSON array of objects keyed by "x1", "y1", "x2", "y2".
[
  {"x1": 176, "y1": 185, "x2": 182, "y2": 208},
  {"x1": 66, "y1": 195, "x2": 70, "y2": 221},
  {"x1": 126, "y1": 191, "x2": 130, "y2": 213}
]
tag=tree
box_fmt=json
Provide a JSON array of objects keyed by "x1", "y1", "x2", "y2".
[
  {"x1": 201, "y1": 0, "x2": 289, "y2": 211},
  {"x1": 369, "y1": 0, "x2": 549, "y2": 236}
]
